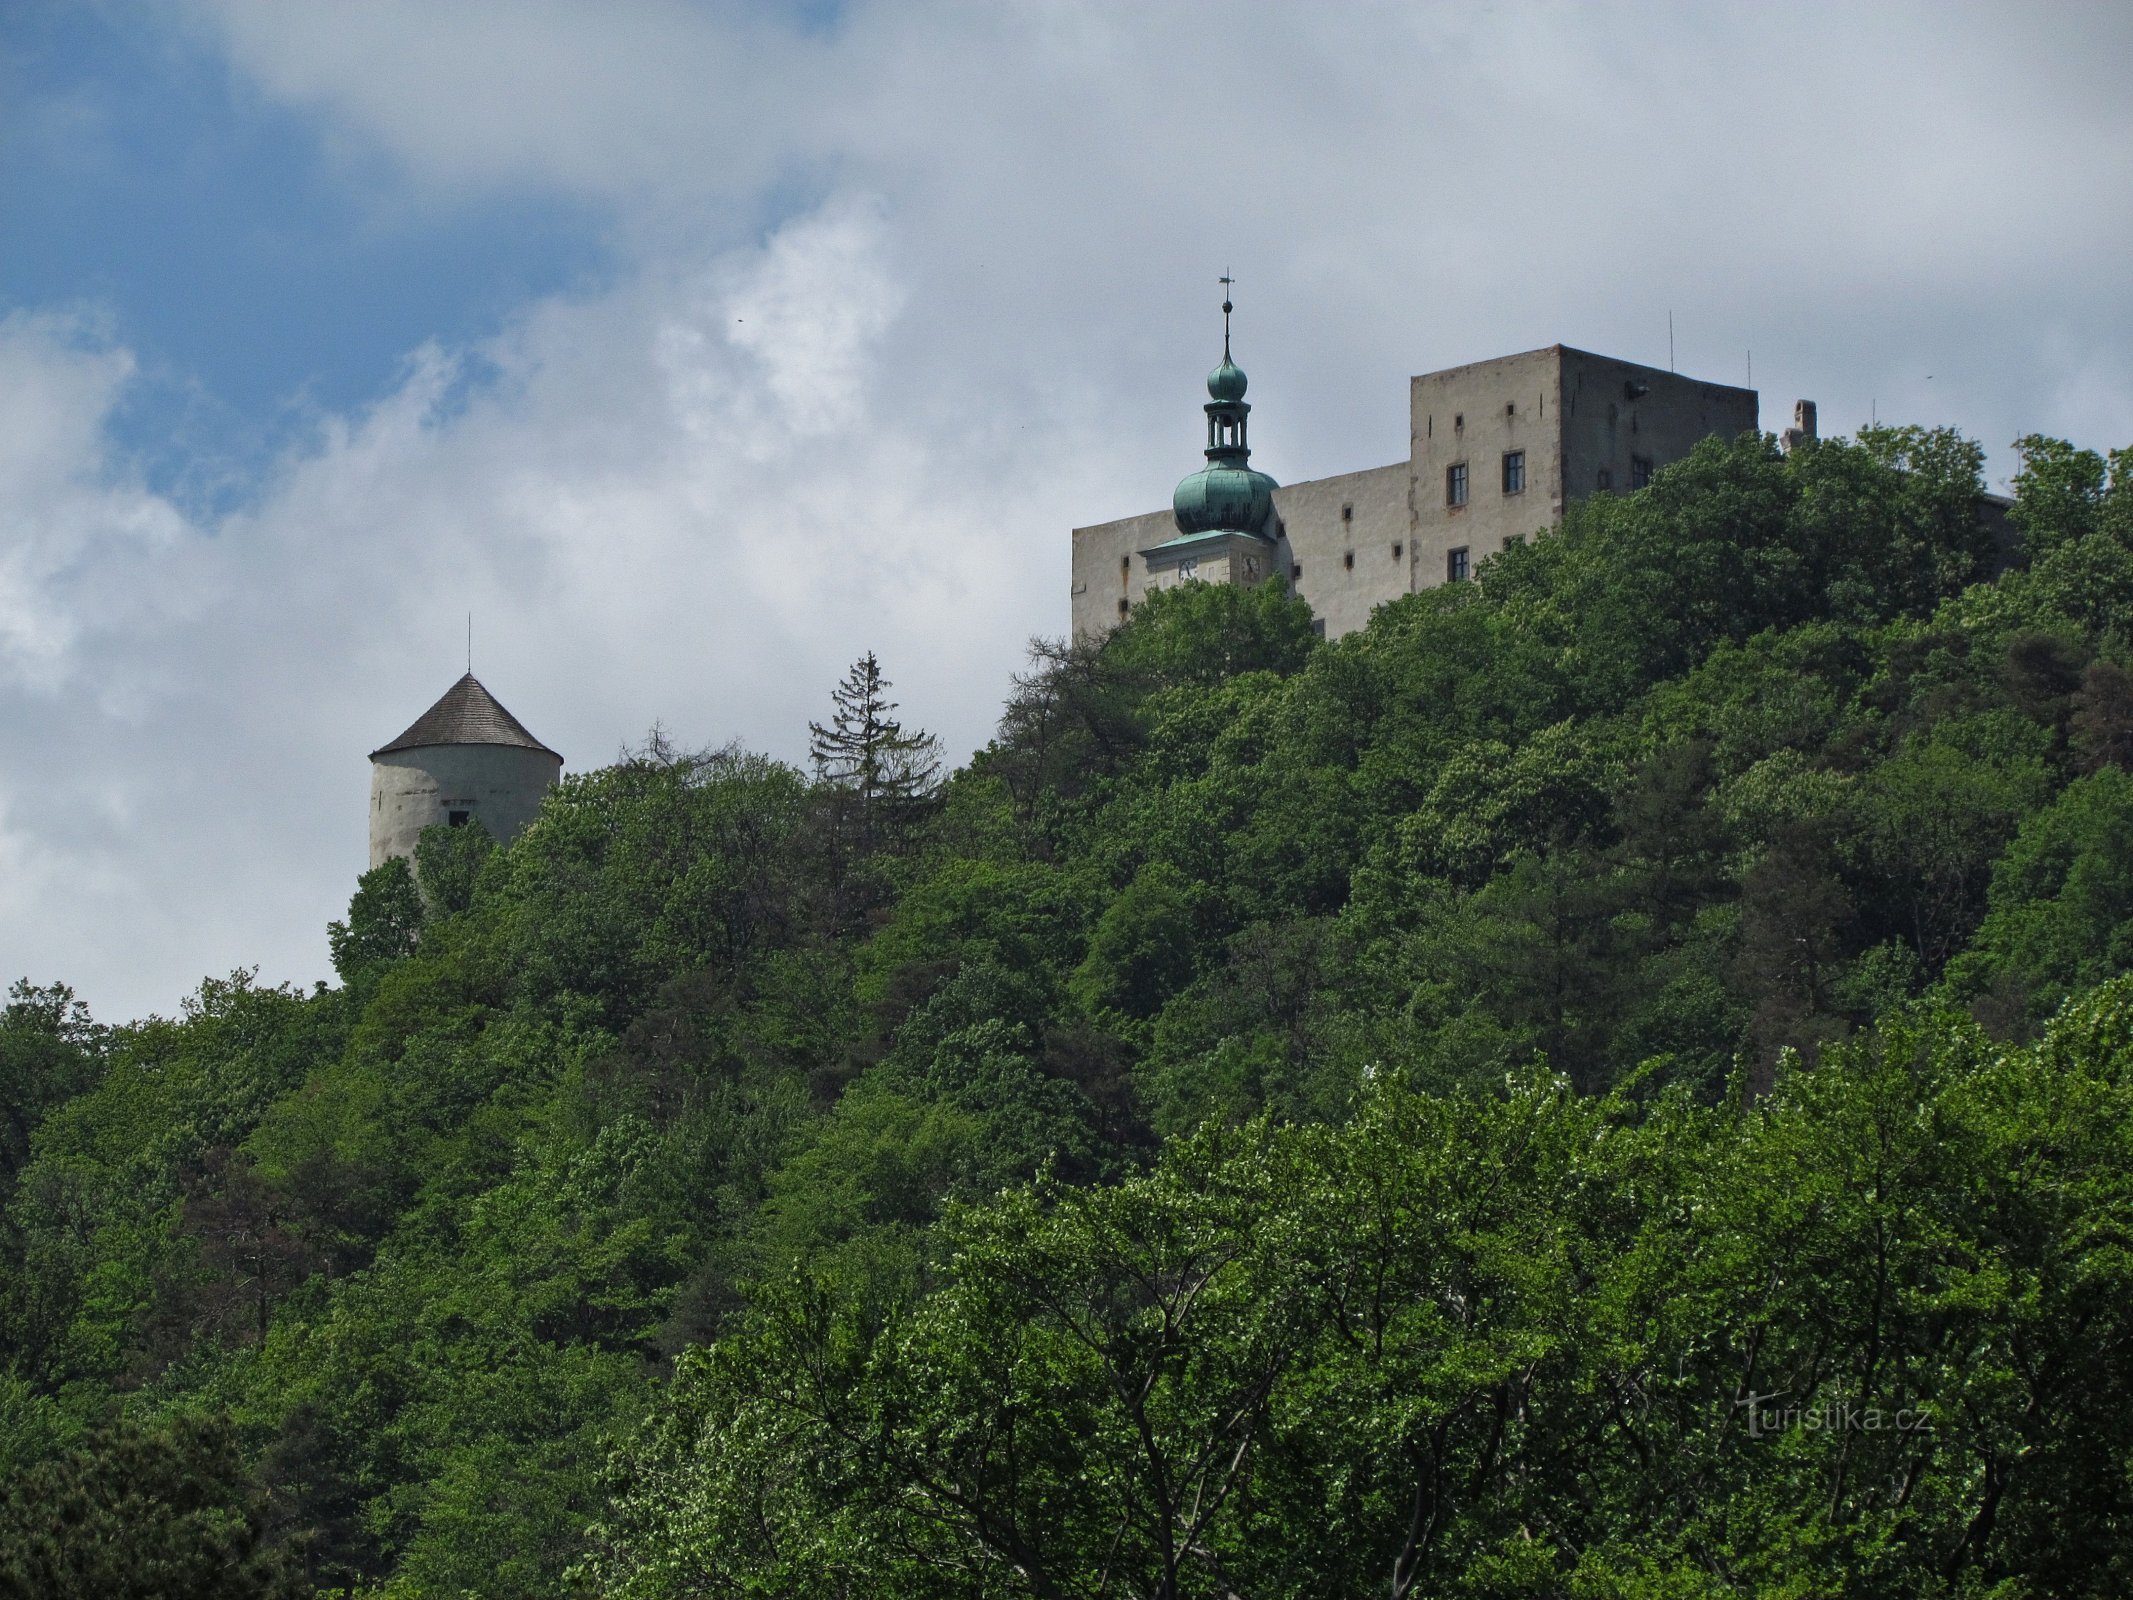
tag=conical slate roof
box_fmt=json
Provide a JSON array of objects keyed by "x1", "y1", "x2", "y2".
[{"x1": 370, "y1": 673, "x2": 561, "y2": 760}]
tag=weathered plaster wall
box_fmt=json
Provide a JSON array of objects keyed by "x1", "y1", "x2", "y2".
[
  {"x1": 1071, "y1": 507, "x2": 1174, "y2": 637},
  {"x1": 1409, "y1": 347, "x2": 1566, "y2": 588},
  {"x1": 1271, "y1": 462, "x2": 1412, "y2": 639},
  {"x1": 369, "y1": 743, "x2": 563, "y2": 867},
  {"x1": 1557, "y1": 348, "x2": 1759, "y2": 506}
]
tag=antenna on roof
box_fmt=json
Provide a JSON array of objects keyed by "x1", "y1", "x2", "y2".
[
  {"x1": 467, "y1": 612, "x2": 473, "y2": 676},
  {"x1": 1668, "y1": 310, "x2": 1675, "y2": 373},
  {"x1": 1219, "y1": 272, "x2": 1235, "y2": 358}
]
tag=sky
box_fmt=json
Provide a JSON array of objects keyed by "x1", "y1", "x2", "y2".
[{"x1": 2, "y1": 0, "x2": 2130, "y2": 1023}]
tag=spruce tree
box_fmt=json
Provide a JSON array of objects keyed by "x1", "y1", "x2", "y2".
[{"x1": 808, "y1": 652, "x2": 940, "y2": 859}]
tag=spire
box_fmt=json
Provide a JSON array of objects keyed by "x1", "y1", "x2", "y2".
[
  {"x1": 1203, "y1": 278, "x2": 1249, "y2": 446},
  {"x1": 1170, "y1": 279, "x2": 1277, "y2": 538}
]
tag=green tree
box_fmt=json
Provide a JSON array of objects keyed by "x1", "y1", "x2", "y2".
[
  {"x1": 584, "y1": 986, "x2": 2133, "y2": 1597},
  {"x1": 415, "y1": 812, "x2": 497, "y2": 916},
  {"x1": 0, "y1": 982, "x2": 102, "y2": 1190},
  {"x1": 326, "y1": 855, "x2": 424, "y2": 982},
  {"x1": 1950, "y1": 766, "x2": 2133, "y2": 1022},
  {"x1": 810, "y1": 651, "x2": 942, "y2": 862},
  {"x1": 2009, "y1": 432, "x2": 2108, "y2": 556},
  {"x1": 1070, "y1": 860, "x2": 1207, "y2": 1024},
  {"x1": 0, "y1": 1414, "x2": 304, "y2": 1600}
]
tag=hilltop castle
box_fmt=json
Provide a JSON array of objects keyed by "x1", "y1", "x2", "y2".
[
  {"x1": 1071, "y1": 322, "x2": 1769, "y2": 641},
  {"x1": 364, "y1": 321, "x2": 1788, "y2": 866}
]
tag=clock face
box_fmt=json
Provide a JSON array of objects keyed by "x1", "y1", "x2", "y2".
[{"x1": 1179, "y1": 559, "x2": 1197, "y2": 580}]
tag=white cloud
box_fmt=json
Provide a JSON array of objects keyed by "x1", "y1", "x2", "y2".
[
  {"x1": 0, "y1": 315, "x2": 187, "y2": 679},
  {"x1": 5, "y1": 1, "x2": 2132, "y2": 1018},
  {"x1": 0, "y1": 193, "x2": 1119, "y2": 1020}
]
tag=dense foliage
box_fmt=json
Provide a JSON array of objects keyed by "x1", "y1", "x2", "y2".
[{"x1": 4, "y1": 426, "x2": 2133, "y2": 1595}]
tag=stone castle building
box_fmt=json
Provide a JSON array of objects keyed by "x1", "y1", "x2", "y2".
[
  {"x1": 368, "y1": 673, "x2": 562, "y2": 867},
  {"x1": 1072, "y1": 332, "x2": 1764, "y2": 641}
]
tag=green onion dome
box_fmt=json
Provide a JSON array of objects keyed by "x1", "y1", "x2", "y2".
[
  {"x1": 1172, "y1": 346, "x2": 1277, "y2": 536},
  {"x1": 1173, "y1": 460, "x2": 1278, "y2": 536}
]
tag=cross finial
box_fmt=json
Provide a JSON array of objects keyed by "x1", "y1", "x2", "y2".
[{"x1": 1218, "y1": 273, "x2": 1234, "y2": 357}]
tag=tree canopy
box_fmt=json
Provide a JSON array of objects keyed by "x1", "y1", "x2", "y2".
[{"x1": 7, "y1": 425, "x2": 2133, "y2": 1594}]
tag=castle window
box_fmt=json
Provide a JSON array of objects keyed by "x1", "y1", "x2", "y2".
[
  {"x1": 1453, "y1": 413, "x2": 1464, "y2": 432},
  {"x1": 1120, "y1": 554, "x2": 1130, "y2": 573},
  {"x1": 1341, "y1": 503, "x2": 1353, "y2": 523},
  {"x1": 1502, "y1": 450, "x2": 1525, "y2": 495},
  {"x1": 1344, "y1": 550, "x2": 1354, "y2": 570},
  {"x1": 1631, "y1": 454, "x2": 1654, "y2": 489},
  {"x1": 1446, "y1": 462, "x2": 1468, "y2": 507},
  {"x1": 1447, "y1": 546, "x2": 1470, "y2": 583},
  {"x1": 1118, "y1": 597, "x2": 1129, "y2": 617},
  {"x1": 448, "y1": 810, "x2": 470, "y2": 828},
  {"x1": 1597, "y1": 467, "x2": 1613, "y2": 490},
  {"x1": 1503, "y1": 534, "x2": 1523, "y2": 550},
  {"x1": 1392, "y1": 542, "x2": 1403, "y2": 561},
  {"x1": 1506, "y1": 401, "x2": 1516, "y2": 417},
  {"x1": 1292, "y1": 562, "x2": 1303, "y2": 580}
]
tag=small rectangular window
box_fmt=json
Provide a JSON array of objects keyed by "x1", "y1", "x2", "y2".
[
  {"x1": 1343, "y1": 550, "x2": 1354, "y2": 570},
  {"x1": 1446, "y1": 462, "x2": 1468, "y2": 507},
  {"x1": 1631, "y1": 454, "x2": 1655, "y2": 489},
  {"x1": 1505, "y1": 401, "x2": 1516, "y2": 417},
  {"x1": 1502, "y1": 450, "x2": 1525, "y2": 495},
  {"x1": 1117, "y1": 597, "x2": 1129, "y2": 617},
  {"x1": 1340, "y1": 503, "x2": 1354, "y2": 523},
  {"x1": 448, "y1": 810, "x2": 470, "y2": 828},
  {"x1": 1392, "y1": 542, "x2": 1403, "y2": 561},
  {"x1": 1447, "y1": 546, "x2": 1470, "y2": 583},
  {"x1": 1291, "y1": 562, "x2": 1303, "y2": 580},
  {"x1": 1502, "y1": 534, "x2": 1522, "y2": 550}
]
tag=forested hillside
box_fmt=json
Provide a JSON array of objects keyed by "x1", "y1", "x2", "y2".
[{"x1": 5, "y1": 425, "x2": 2133, "y2": 1597}]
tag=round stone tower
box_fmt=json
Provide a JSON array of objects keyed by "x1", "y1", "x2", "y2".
[{"x1": 368, "y1": 673, "x2": 563, "y2": 867}]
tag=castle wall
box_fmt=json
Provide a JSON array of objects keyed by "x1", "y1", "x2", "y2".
[
  {"x1": 369, "y1": 743, "x2": 562, "y2": 868},
  {"x1": 1557, "y1": 348, "x2": 1759, "y2": 504},
  {"x1": 1073, "y1": 345, "x2": 1762, "y2": 643},
  {"x1": 1409, "y1": 347, "x2": 1566, "y2": 586},
  {"x1": 1071, "y1": 462, "x2": 1411, "y2": 640},
  {"x1": 1270, "y1": 462, "x2": 1412, "y2": 639},
  {"x1": 1071, "y1": 507, "x2": 1174, "y2": 637}
]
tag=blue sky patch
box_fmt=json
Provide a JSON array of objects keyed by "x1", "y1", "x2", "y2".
[{"x1": 0, "y1": 1, "x2": 617, "y2": 515}]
